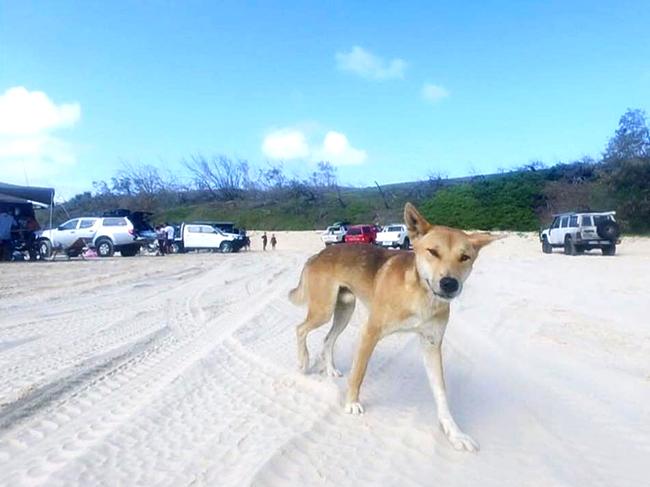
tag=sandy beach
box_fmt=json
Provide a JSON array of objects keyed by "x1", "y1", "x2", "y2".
[{"x1": 0, "y1": 232, "x2": 648, "y2": 486}]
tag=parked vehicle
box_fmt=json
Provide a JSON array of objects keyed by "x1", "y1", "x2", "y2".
[
  {"x1": 539, "y1": 211, "x2": 621, "y2": 255},
  {"x1": 37, "y1": 210, "x2": 155, "y2": 258},
  {"x1": 344, "y1": 224, "x2": 377, "y2": 245},
  {"x1": 174, "y1": 223, "x2": 244, "y2": 253},
  {"x1": 321, "y1": 224, "x2": 348, "y2": 246},
  {"x1": 376, "y1": 224, "x2": 410, "y2": 249}
]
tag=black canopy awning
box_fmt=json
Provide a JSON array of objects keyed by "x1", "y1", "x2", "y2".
[{"x1": 0, "y1": 182, "x2": 55, "y2": 206}]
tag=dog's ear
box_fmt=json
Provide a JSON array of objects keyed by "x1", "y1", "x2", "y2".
[
  {"x1": 467, "y1": 232, "x2": 503, "y2": 252},
  {"x1": 404, "y1": 202, "x2": 432, "y2": 240}
]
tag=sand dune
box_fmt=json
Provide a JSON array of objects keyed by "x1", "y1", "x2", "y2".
[{"x1": 0, "y1": 232, "x2": 648, "y2": 486}]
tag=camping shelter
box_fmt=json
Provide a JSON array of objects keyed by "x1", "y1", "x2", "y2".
[
  {"x1": 0, "y1": 182, "x2": 55, "y2": 206},
  {"x1": 0, "y1": 181, "x2": 55, "y2": 230}
]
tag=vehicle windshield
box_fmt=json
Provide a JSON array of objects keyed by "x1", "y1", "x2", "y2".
[
  {"x1": 386, "y1": 226, "x2": 402, "y2": 232},
  {"x1": 347, "y1": 228, "x2": 361, "y2": 235}
]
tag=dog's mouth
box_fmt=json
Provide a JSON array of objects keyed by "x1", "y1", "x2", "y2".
[{"x1": 425, "y1": 279, "x2": 458, "y2": 301}]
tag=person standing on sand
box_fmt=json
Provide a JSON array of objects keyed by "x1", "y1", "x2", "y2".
[
  {"x1": 271, "y1": 234, "x2": 277, "y2": 250},
  {"x1": 164, "y1": 223, "x2": 175, "y2": 254},
  {"x1": 262, "y1": 232, "x2": 268, "y2": 251},
  {"x1": 155, "y1": 225, "x2": 166, "y2": 255}
]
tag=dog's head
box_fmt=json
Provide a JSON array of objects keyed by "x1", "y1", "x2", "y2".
[{"x1": 404, "y1": 202, "x2": 499, "y2": 301}]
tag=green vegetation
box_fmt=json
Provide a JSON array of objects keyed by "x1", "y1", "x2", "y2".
[
  {"x1": 56, "y1": 109, "x2": 650, "y2": 233},
  {"x1": 419, "y1": 173, "x2": 545, "y2": 230}
]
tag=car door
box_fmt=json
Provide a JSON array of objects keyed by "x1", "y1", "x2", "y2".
[
  {"x1": 548, "y1": 217, "x2": 561, "y2": 244},
  {"x1": 184, "y1": 225, "x2": 202, "y2": 249},
  {"x1": 559, "y1": 217, "x2": 570, "y2": 243},
  {"x1": 54, "y1": 219, "x2": 80, "y2": 247},
  {"x1": 203, "y1": 225, "x2": 224, "y2": 248},
  {"x1": 77, "y1": 218, "x2": 98, "y2": 241}
]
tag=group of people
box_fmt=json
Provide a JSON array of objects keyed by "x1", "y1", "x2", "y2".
[
  {"x1": 261, "y1": 232, "x2": 277, "y2": 251},
  {"x1": 0, "y1": 206, "x2": 40, "y2": 261},
  {"x1": 155, "y1": 223, "x2": 175, "y2": 255}
]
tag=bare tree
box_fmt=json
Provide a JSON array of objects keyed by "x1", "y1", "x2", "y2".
[
  {"x1": 182, "y1": 155, "x2": 250, "y2": 200},
  {"x1": 116, "y1": 162, "x2": 164, "y2": 195},
  {"x1": 374, "y1": 181, "x2": 390, "y2": 209}
]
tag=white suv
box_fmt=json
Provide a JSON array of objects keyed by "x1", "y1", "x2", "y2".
[
  {"x1": 37, "y1": 215, "x2": 151, "y2": 258},
  {"x1": 376, "y1": 224, "x2": 410, "y2": 249},
  {"x1": 540, "y1": 211, "x2": 620, "y2": 256}
]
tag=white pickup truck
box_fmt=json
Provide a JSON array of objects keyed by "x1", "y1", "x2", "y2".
[
  {"x1": 176, "y1": 223, "x2": 244, "y2": 253},
  {"x1": 376, "y1": 224, "x2": 410, "y2": 249},
  {"x1": 321, "y1": 224, "x2": 348, "y2": 246}
]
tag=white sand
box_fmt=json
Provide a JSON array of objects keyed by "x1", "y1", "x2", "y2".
[{"x1": 0, "y1": 233, "x2": 648, "y2": 486}]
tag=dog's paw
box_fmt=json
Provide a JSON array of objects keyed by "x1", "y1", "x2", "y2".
[
  {"x1": 298, "y1": 360, "x2": 310, "y2": 374},
  {"x1": 344, "y1": 402, "x2": 364, "y2": 415},
  {"x1": 440, "y1": 420, "x2": 479, "y2": 452},
  {"x1": 325, "y1": 366, "x2": 343, "y2": 378}
]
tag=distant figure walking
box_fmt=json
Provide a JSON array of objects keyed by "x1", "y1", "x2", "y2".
[
  {"x1": 271, "y1": 234, "x2": 277, "y2": 250},
  {"x1": 262, "y1": 232, "x2": 268, "y2": 251}
]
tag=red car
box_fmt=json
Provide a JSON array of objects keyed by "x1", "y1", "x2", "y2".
[{"x1": 344, "y1": 225, "x2": 377, "y2": 245}]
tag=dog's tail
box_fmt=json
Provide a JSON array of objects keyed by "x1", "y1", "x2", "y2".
[{"x1": 288, "y1": 266, "x2": 308, "y2": 306}]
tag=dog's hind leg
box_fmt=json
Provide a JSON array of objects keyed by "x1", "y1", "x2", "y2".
[
  {"x1": 317, "y1": 289, "x2": 355, "y2": 377},
  {"x1": 296, "y1": 286, "x2": 338, "y2": 373}
]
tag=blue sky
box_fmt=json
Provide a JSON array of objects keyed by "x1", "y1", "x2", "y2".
[{"x1": 1, "y1": 0, "x2": 649, "y2": 198}]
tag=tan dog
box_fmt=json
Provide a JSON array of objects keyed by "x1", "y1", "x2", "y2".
[{"x1": 289, "y1": 202, "x2": 499, "y2": 451}]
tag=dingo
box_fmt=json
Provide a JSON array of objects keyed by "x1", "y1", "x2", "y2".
[{"x1": 289, "y1": 202, "x2": 499, "y2": 451}]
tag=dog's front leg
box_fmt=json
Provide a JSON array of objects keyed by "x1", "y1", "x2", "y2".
[
  {"x1": 344, "y1": 325, "x2": 381, "y2": 415},
  {"x1": 419, "y1": 333, "x2": 479, "y2": 452}
]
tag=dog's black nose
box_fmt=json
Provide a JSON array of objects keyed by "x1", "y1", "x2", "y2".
[{"x1": 439, "y1": 277, "x2": 459, "y2": 294}]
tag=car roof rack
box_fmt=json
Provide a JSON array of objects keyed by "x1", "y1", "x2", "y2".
[{"x1": 552, "y1": 210, "x2": 616, "y2": 217}]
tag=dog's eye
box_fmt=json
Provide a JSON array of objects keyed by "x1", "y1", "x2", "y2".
[
  {"x1": 428, "y1": 248, "x2": 440, "y2": 258},
  {"x1": 459, "y1": 254, "x2": 471, "y2": 262}
]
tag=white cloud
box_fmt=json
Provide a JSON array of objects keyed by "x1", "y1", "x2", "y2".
[
  {"x1": 0, "y1": 86, "x2": 80, "y2": 136},
  {"x1": 262, "y1": 129, "x2": 310, "y2": 160},
  {"x1": 314, "y1": 131, "x2": 367, "y2": 166},
  {"x1": 421, "y1": 83, "x2": 450, "y2": 104},
  {"x1": 0, "y1": 86, "x2": 81, "y2": 184},
  {"x1": 336, "y1": 46, "x2": 406, "y2": 80},
  {"x1": 262, "y1": 127, "x2": 367, "y2": 166}
]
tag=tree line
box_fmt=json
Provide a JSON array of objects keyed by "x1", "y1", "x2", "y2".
[{"x1": 62, "y1": 108, "x2": 650, "y2": 233}]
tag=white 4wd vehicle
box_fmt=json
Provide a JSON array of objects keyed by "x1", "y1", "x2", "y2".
[
  {"x1": 376, "y1": 224, "x2": 410, "y2": 249},
  {"x1": 37, "y1": 215, "x2": 150, "y2": 258},
  {"x1": 176, "y1": 223, "x2": 243, "y2": 253},
  {"x1": 540, "y1": 211, "x2": 620, "y2": 256},
  {"x1": 321, "y1": 224, "x2": 348, "y2": 246}
]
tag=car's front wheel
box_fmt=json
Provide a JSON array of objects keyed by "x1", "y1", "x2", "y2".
[
  {"x1": 402, "y1": 237, "x2": 410, "y2": 250},
  {"x1": 220, "y1": 241, "x2": 233, "y2": 253},
  {"x1": 542, "y1": 236, "x2": 552, "y2": 254},
  {"x1": 96, "y1": 238, "x2": 114, "y2": 257}
]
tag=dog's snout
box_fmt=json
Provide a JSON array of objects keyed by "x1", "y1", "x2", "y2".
[{"x1": 439, "y1": 277, "x2": 459, "y2": 294}]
